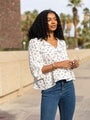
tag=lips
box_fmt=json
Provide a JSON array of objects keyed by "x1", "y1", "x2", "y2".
[{"x1": 51, "y1": 25, "x2": 56, "y2": 28}]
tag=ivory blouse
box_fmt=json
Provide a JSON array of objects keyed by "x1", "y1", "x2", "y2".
[{"x1": 28, "y1": 38, "x2": 75, "y2": 90}]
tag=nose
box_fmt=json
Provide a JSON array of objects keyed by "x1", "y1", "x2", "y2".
[{"x1": 51, "y1": 19, "x2": 55, "y2": 24}]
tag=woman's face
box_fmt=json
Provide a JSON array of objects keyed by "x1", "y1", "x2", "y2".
[{"x1": 47, "y1": 13, "x2": 58, "y2": 32}]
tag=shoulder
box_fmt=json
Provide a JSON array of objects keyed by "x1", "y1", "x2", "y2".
[
  {"x1": 29, "y1": 38, "x2": 41, "y2": 45},
  {"x1": 28, "y1": 38, "x2": 42, "y2": 50},
  {"x1": 58, "y1": 39, "x2": 66, "y2": 45},
  {"x1": 58, "y1": 39, "x2": 67, "y2": 50},
  {"x1": 29, "y1": 38, "x2": 42, "y2": 47}
]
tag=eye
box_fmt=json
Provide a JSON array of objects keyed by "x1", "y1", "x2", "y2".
[
  {"x1": 48, "y1": 19, "x2": 51, "y2": 21},
  {"x1": 54, "y1": 18, "x2": 57, "y2": 21}
]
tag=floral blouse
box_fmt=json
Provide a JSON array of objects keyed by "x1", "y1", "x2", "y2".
[{"x1": 28, "y1": 38, "x2": 75, "y2": 90}]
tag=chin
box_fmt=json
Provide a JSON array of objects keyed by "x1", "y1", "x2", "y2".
[{"x1": 50, "y1": 28, "x2": 57, "y2": 32}]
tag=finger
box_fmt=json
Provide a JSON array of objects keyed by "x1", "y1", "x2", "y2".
[
  {"x1": 74, "y1": 63, "x2": 79, "y2": 68},
  {"x1": 69, "y1": 61, "x2": 73, "y2": 65},
  {"x1": 75, "y1": 61, "x2": 79, "y2": 66},
  {"x1": 74, "y1": 60, "x2": 79, "y2": 64},
  {"x1": 69, "y1": 63, "x2": 73, "y2": 69}
]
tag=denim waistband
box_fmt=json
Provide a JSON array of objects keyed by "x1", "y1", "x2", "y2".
[{"x1": 56, "y1": 79, "x2": 66, "y2": 84}]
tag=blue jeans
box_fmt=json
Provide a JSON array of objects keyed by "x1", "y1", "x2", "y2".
[{"x1": 40, "y1": 80, "x2": 76, "y2": 120}]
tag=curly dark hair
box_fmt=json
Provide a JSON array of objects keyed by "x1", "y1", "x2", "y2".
[{"x1": 27, "y1": 9, "x2": 65, "y2": 41}]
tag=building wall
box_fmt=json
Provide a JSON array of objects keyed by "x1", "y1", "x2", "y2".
[{"x1": 0, "y1": 0, "x2": 22, "y2": 49}]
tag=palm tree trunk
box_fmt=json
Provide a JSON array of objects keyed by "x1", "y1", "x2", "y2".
[
  {"x1": 26, "y1": 16, "x2": 30, "y2": 31},
  {"x1": 73, "y1": 7, "x2": 78, "y2": 48},
  {"x1": 82, "y1": 38, "x2": 85, "y2": 48},
  {"x1": 61, "y1": 22, "x2": 65, "y2": 32},
  {"x1": 74, "y1": 21, "x2": 78, "y2": 48},
  {"x1": 82, "y1": 13, "x2": 88, "y2": 48}
]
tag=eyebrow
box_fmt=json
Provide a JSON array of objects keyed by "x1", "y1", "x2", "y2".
[{"x1": 47, "y1": 17, "x2": 57, "y2": 19}]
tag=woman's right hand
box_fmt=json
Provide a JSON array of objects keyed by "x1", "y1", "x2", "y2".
[{"x1": 55, "y1": 60, "x2": 73, "y2": 69}]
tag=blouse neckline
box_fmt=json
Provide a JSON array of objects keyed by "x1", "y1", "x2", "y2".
[{"x1": 42, "y1": 38, "x2": 59, "y2": 49}]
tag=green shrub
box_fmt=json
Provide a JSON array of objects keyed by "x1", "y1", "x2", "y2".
[{"x1": 86, "y1": 44, "x2": 90, "y2": 48}]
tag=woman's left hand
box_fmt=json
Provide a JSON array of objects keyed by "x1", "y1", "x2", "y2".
[{"x1": 71, "y1": 59, "x2": 79, "y2": 69}]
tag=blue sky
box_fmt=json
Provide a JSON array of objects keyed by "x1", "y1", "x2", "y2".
[{"x1": 20, "y1": 0, "x2": 90, "y2": 36}]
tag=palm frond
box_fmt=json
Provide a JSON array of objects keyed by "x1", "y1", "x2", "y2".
[{"x1": 67, "y1": 4, "x2": 73, "y2": 7}]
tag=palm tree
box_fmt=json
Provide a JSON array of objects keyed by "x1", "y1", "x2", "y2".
[
  {"x1": 81, "y1": 28, "x2": 87, "y2": 48},
  {"x1": 21, "y1": 10, "x2": 39, "y2": 40},
  {"x1": 66, "y1": 14, "x2": 73, "y2": 37},
  {"x1": 81, "y1": 20, "x2": 89, "y2": 48},
  {"x1": 81, "y1": 20, "x2": 88, "y2": 29},
  {"x1": 60, "y1": 13, "x2": 66, "y2": 32},
  {"x1": 67, "y1": 0, "x2": 83, "y2": 48},
  {"x1": 24, "y1": 11, "x2": 31, "y2": 31},
  {"x1": 65, "y1": 28, "x2": 69, "y2": 37},
  {"x1": 77, "y1": 26, "x2": 81, "y2": 37},
  {"x1": 21, "y1": 20, "x2": 27, "y2": 39},
  {"x1": 83, "y1": 8, "x2": 89, "y2": 22},
  {"x1": 31, "y1": 10, "x2": 38, "y2": 19}
]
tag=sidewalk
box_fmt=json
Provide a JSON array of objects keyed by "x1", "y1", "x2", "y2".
[{"x1": 0, "y1": 59, "x2": 90, "y2": 120}]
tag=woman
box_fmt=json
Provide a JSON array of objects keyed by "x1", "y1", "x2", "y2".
[{"x1": 28, "y1": 10, "x2": 79, "y2": 120}]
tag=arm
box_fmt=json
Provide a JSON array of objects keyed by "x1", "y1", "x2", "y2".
[
  {"x1": 42, "y1": 40, "x2": 79, "y2": 74},
  {"x1": 42, "y1": 60, "x2": 73, "y2": 74},
  {"x1": 28, "y1": 38, "x2": 46, "y2": 80}
]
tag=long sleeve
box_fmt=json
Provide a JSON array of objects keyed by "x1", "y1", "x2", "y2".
[{"x1": 28, "y1": 38, "x2": 45, "y2": 81}]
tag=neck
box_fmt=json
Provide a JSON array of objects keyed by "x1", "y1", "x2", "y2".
[{"x1": 47, "y1": 32, "x2": 55, "y2": 41}]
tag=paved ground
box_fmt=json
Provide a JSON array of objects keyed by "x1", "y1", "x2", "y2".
[{"x1": 0, "y1": 59, "x2": 90, "y2": 120}]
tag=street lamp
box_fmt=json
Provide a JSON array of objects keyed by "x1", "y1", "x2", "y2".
[{"x1": 23, "y1": 41, "x2": 26, "y2": 50}]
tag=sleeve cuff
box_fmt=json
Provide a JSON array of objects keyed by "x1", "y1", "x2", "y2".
[{"x1": 34, "y1": 64, "x2": 45, "y2": 80}]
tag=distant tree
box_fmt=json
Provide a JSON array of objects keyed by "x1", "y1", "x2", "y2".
[
  {"x1": 81, "y1": 20, "x2": 90, "y2": 48},
  {"x1": 30, "y1": 10, "x2": 38, "y2": 20},
  {"x1": 83, "y1": 8, "x2": 89, "y2": 23},
  {"x1": 21, "y1": 20, "x2": 27, "y2": 39},
  {"x1": 66, "y1": 14, "x2": 73, "y2": 37},
  {"x1": 65, "y1": 28, "x2": 69, "y2": 37},
  {"x1": 24, "y1": 11, "x2": 31, "y2": 31},
  {"x1": 24, "y1": 10, "x2": 39, "y2": 31},
  {"x1": 21, "y1": 9, "x2": 39, "y2": 40},
  {"x1": 77, "y1": 26, "x2": 81, "y2": 37},
  {"x1": 67, "y1": 0, "x2": 83, "y2": 48},
  {"x1": 81, "y1": 28, "x2": 87, "y2": 48},
  {"x1": 60, "y1": 13, "x2": 66, "y2": 32}
]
